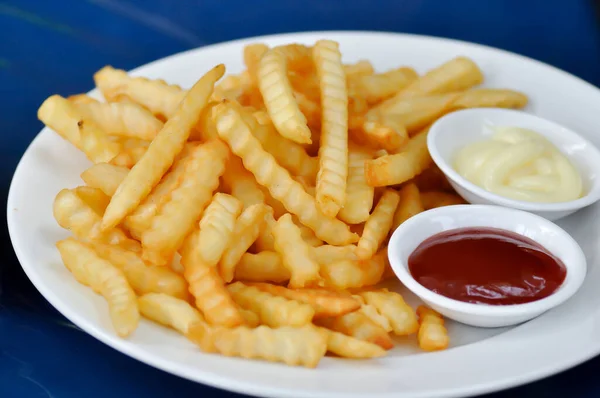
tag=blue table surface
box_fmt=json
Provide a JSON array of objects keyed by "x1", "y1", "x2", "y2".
[{"x1": 2, "y1": 0, "x2": 600, "y2": 397}]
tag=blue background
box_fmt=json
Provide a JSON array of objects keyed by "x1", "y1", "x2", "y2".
[{"x1": 2, "y1": 0, "x2": 600, "y2": 397}]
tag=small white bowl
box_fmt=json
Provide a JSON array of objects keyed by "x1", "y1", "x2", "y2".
[
  {"x1": 427, "y1": 108, "x2": 600, "y2": 221},
  {"x1": 388, "y1": 205, "x2": 586, "y2": 328}
]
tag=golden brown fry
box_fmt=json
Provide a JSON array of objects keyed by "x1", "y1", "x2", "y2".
[
  {"x1": 257, "y1": 48, "x2": 312, "y2": 144},
  {"x1": 343, "y1": 60, "x2": 375, "y2": 78},
  {"x1": 109, "y1": 144, "x2": 148, "y2": 169},
  {"x1": 102, "y1": 64, "x2": 225, "y2": 230},
  {"x1": 180, "y1": 229, "x2": 245, "y2": 327},
  {"x1": 359, "y1": 289, "x2": 419, "y2": 336},
  {"x1": 188, "y1": 324, "x2": 328, "y2": 368},
  {"x1": 57, "y1": 238, "x2": 139, "y2": 337},
  {"x1": 356, "y1": 189, "x2": 400, "y2": 260},
  {"x1": 323, "y1": 328, "x2": 387, "y2": 358},
  {"x1": 321, "y1": 249, "x2": 387, "y2": 289},
  {"x1": 221, "y1": 157, "x2": 265, "y2": 208},
  {"x1": 53, "y1": 188, "x2": 136, "y2": 248},
  {"x1": 244, "y1": 43, "x2": 269, "y2": 84},
  {"x1": 451, "y1": 88, "x2": 528, "y2": 110},
  {"x1": 234, "y1": 251, "x2": 290, "y2": 283},
  {"x1": 227, "y1": 282, "x2": 315, "y2": 327},
  {"x1": 392, "y1": 183, "x2": 424, "y2": 230},
  {"x1": 316, "y1": 311, "x2": 394, "y2": 350},
  {"x1": 379, "y1": 56, "x2": 483, "y2": 104},
  {"x1": 421, "y1": 191, "x2": 466, "y2": 209},
  {"x1": 252, "y1": 110, "x2": 319, "y2": 180},
  {"x1": 365, "y1": 130, "x2": 431, "y2": 187},
  {"x1": 313, "y1": 40, "x2": 349, "y2": 217},
  {"x1": 312, "y1": 245, "x2": 357, "y2": 264},
  {"x1": 349, "y1": 67, "x2": 418, "y2": 104},
  {"x1": 374, "y1": 93, "x2": 459, "y2": 134},
  {"x1": 138, "y1": 293, "x2": 203, "y2": 334},
  {"x1": 142, "y1": 140, "x2": 229, "y2": 265},
  {"x1": 214, "y1": 103, "x2": 357, "y2": 245},
  {"x1": 338, "y1": 146, "x2": 374, "y2": 224},
  {"x1": 294, "y1": 90, "x2": 322, "y2": 130},
  {"x1": 197, "y1": 193, "x2": 242, "y2": 265},
  {"x1": 73, "y1": 100, "x2": 164, "y2": 141},
  {"x1": 122, "y1": 143, "x2": 197, "y2": 239},
  {"x1": 353, "y1": 295, "x2": 393, "y2": 332},
  {"x1": 219, "y1": 204, "x2": 270, "y2": 282},
  {"x1": 73, "y1": 186, "x2": 111, "y2": 215},
  {"x1": 271, "y1": 213, "x2": 322, "y2": 288},
  {"x1": 240, "y1": 309, "x2": 260, "y2": 328},
  {"x1": 38, "y1": 95, "x2": 121, "y2": 163},
  {"x1": 94, "y1": 66, "x2": 187, "y2": 119},
  {"x1": 81, "y1": 163, "x2": 129, "y2": 197},
  {"x1": 355, "y1": 114, "x2": 408, "y2": 152},
  {"x1": 91, "y1": 242, "x2": 188, "y2": 300},
  {"x1": 188, "y1": 101, "x2": 219, "y2": 141},
  {"x1": 248, "y1": 283, "x2": 360, "y2": 318},
  {"x1": 254, "y1": 218, "x2": 276, "y2": 252},
  {"x1": 417, "y1": 306, "x2": 450, "y2": 351}
]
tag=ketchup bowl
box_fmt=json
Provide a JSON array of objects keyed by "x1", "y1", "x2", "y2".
[
  {"x1": 427, "y1": 108, "x2": 600, "y2": 221},
  {"x1": 388, "y1": 205, "x2": 586, "y2": 328}
]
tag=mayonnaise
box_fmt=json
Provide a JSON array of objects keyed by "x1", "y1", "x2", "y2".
[{"x1": 454, "y1": 126, "x2": 583, "y2": 203}]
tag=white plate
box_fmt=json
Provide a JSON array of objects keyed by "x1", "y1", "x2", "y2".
[{"x1": 7, "y1": 31, "x2": 600, "y2": 398}]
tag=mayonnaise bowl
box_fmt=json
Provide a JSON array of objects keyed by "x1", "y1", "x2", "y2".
[
  {"x1": 388, "y1": 205, "x2": 587, "y2": 328},
  {"x1": 427, "y1": 108, "x2": 600, "y2": 221}
]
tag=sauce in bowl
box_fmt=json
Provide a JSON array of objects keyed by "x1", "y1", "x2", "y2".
[{"x1": 408, "y1": 227, "x2": 567, "y2": 305}]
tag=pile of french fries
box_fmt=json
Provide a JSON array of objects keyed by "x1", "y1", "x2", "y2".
[{"x1": 39, "y1": 40, "x2": 528, "y2": 368}]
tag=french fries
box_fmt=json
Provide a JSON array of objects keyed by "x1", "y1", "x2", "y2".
[
  {"x1": 197, "y1": 193, "x2": 242, "y2": 266},
  {"x1": 91, "y1": 242, "x2": 188, "y2": 300},
  {"x1": 271, "y1": 213, "x2": 322, "y2": 288},
  {"x1": 102, "y1": 65, "x2": 225, "y2": 230},
  {"x1": 213, "y1": 103, "x2": 357, "y2": 245},
  {"x1": 81, "y1": 163, "x2": 129, "y2": 197},
  {"x1": 321, "y1": 249, "x2": 388, "y2": 289},
  {"x1": 180, "y1": 229, "x2": 245, "y2": 327},
  {"x1": 356, "y1": 190, "x2": 400, "y2": 260},
  {"x1": 316, "y1": 311, "x2": 394, "y2": 350},
  {"x1": 258, "y1": 48, "x2": 312, "y2": 144},
  {"x1": 359, "y1": 289, "x2": 419, "y2": 336},
  {"x1": 417, "y1": 306, "x2": 450, "y2": 351},
  {"x1": 38, "y1": 95, "x2": 121, "y2": 163},
  {"x1": 188, "y1": 324, "x2": 328, "y2": 368},
  {"x1": 227, "y1": 282, "x2": 315, "y2": 327},
  {"x1": 72, "y1": 98, "x2": 164, "y2": 140},
  {"x1": 313, "y1": 40, "x2": 349, "y2": 217},
  {"x1": 44, "y1": 39, "x2": 530, "y2": 368},
  {"x1": 94, "y1": 66, "x2": 187, "y2": 119},
  {"x1": 248, "y1": 283, "x2": 361, "y2": 318},
  {"x1": 219, "y1": 204, "x2": 270, "y2": 282},
  {"x1": 138, "y1": 293, "x2": 203, "y2": 334},
  {"x1": 324, "y1": 329, "x2": 387, "y2": 358},
  {"x1": 234, "y1": 251, "x2": 290, "y2": 283},
  {"x1": 57, "y1": 238, "x2": 139, "y2": 337},
  {"x1": 365, "y1": 130, "x2": 432, "y2": 187},
  {"x1": 392, "y1": 183, "x2": 424, "y2": 230},
  {"x1": 142, "y1": 140, "x2": 229, "y2": 265}
]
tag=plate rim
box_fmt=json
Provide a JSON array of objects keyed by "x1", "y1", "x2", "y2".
[{"x1": 7, "y1": 30, "x2": 600, "y2": 398}]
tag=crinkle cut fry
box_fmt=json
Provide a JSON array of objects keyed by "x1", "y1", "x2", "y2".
[
  {"x1": 213, "y1": 102, "x2": 357, "y2": 246},
  {"x1": 101, "y1": 64, "x2": 225, "y2": 231},
  {"x1": 180, "y1": 229, "x2": 245, "y2": 327},
  {"x1": 257, "y1": 48, "x2": 312, "y2": 144},
  {"x1": 141, "y1": 139, "x2": 229, "y2": 265},
  {"x1": 313, "y1": 40, "x2": 349, "y2": 217},
  {"x1": 188, "y1": 324, "x2": 328, "y2": 368}
]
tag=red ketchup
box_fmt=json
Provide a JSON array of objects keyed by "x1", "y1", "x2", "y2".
[{"x1": 408, "y1": 227, "x2": 566, "y2": 305}]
